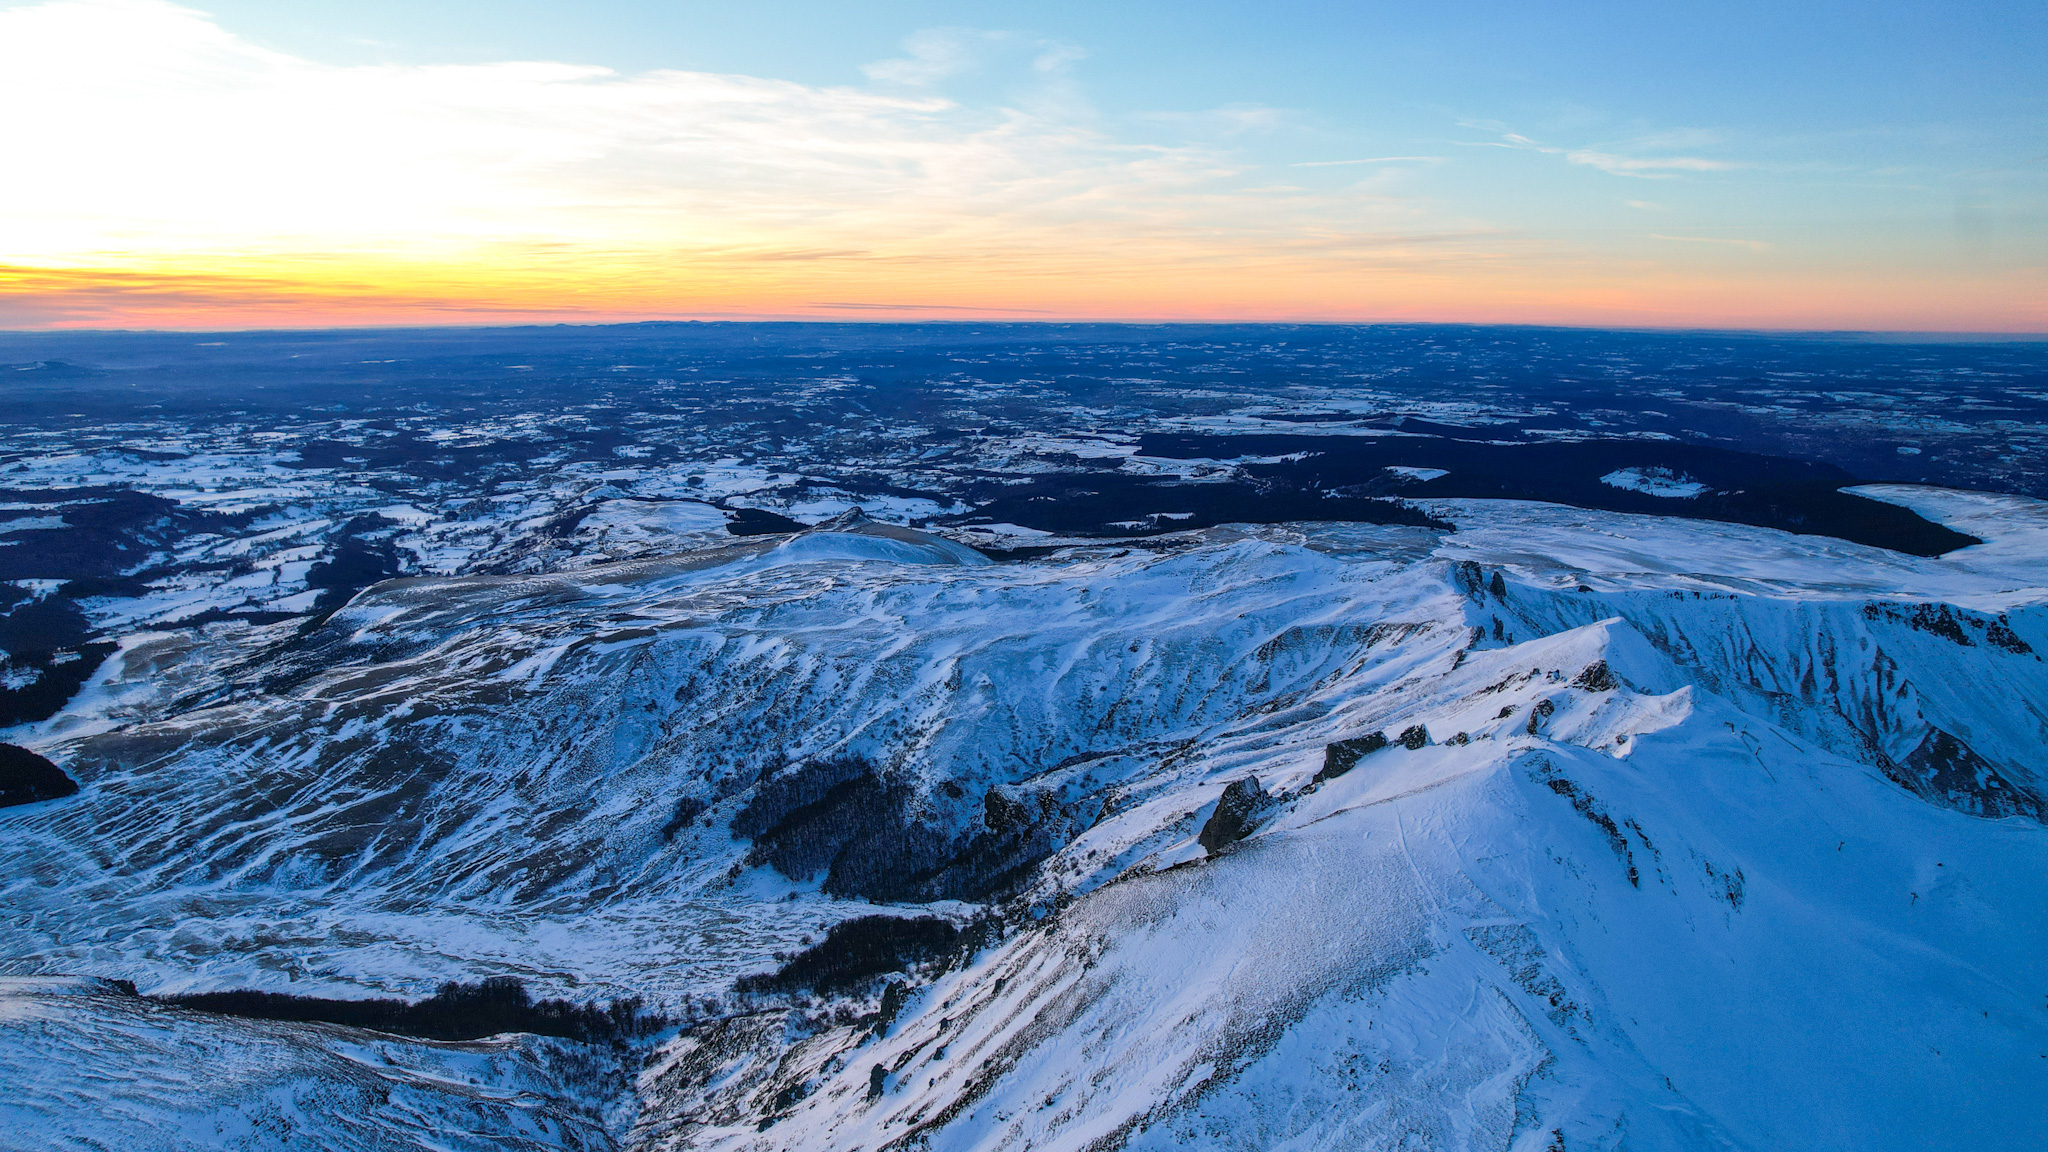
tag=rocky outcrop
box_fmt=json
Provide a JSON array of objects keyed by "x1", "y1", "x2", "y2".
[{"x1": 1198, "y1": 776, "x2": 1272, "y2": 854}]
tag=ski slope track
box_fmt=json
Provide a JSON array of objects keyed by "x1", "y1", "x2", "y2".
[{"x1": 4, "y1": 495, "x2": 2047, "y2": 1151}]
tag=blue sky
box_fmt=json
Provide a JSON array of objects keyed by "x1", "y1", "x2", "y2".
[
  {"x1": 183, "y1": 1, "x2": 2048, "y2": 140},
  {"x1": 3, "y1": 0, "x2": 2043, "y2": 328}
]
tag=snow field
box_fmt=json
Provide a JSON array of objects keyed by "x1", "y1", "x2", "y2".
[{"x1": 2, "y1": 496, "x2": 2045, "y2": 1149}]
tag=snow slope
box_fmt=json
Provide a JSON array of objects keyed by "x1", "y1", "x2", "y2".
[
  {"x1": 0, "y1": 977, "x2": 614, "y2": 1152},
  {"x1": 668, "y1": 614, "x2": 2046, "y2": 1151},
  {"x1": 3, "y1": 495, "x2": 2046, "y2": 1149}
]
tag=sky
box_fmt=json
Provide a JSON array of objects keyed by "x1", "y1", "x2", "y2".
[{"x1": 1, "y1": 0, "x2": 2043, "y2": 331}]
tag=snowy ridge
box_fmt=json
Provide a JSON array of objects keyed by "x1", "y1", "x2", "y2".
[
  {"x1": 632, "y1": 604, "x2": 2045, "y2": 1152},
  {"x1": 6, "y1": 525, "x2": 1430, "y2": 1001},
  {"x1": 1422, "y1": 496, "x2": 2048, "y2": 817},
  {"x1": 3, "y1": 495, "x2": 2047, "y2": 1150}
]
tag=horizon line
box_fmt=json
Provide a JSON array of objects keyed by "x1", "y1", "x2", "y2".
[{"x1": 4, "y1": 317, "x2": 2047, "y2": 344}]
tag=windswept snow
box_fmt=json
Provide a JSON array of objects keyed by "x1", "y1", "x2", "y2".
[
  {"x1": 3, "y1": 493, "x2": 2046, "y2": 1151},
  {"x1": 1385, "y1": 465, "x2": 1450, "y2": 482},
  {"x1": 1849, "y1": 484, "x2": 2048, "y2": 586},
  {"x1": 1598, "y1": 467, "x2": 1708, "y2": 498},
  {"x1": 0, "y1": 977, "x2": 615, "y2": 1151}
]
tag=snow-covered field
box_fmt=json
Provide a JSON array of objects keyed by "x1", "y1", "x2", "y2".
[
  {"x1": 6, "y1": 297, "x2": 2048, "y2": 1152},
  {"x1": 4, "y1": 486, "x2": 2046, "y2": 1150},
  {"x1": 0, "y1": 977, "x2": 617, "y2": 1151}
]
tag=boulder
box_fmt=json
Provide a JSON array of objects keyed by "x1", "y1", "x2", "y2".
[{"x1": 1198, "y1": 776, "x2": 1271, "y2": 854}]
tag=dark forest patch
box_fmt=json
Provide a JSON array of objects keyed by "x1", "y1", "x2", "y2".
[
  {"x1": 945, "y1": 473, "x2": 1447, "y2": 537},
  {"x1": 724, "y1": 507, "x2": 809, "y2": 536},
  {"x1": 1129, "y1": 433, "x2": 1976, "y2": 556},
  {"x1": 0, "y1": 743, "x2": 78, "y2": 807},
  {"x1": 734, "y1": 757, "x2": 953, "y2": 899},
  {"x1": 156, "y1": 977, "x2": 662, "y2": 1043},
  {"x1": 736, "y1": 915, "x2": 961, "y2": 996},
  {"x1": 734, "y1": 759, "x2": 1087, "y2": 902},
  {"x1": 304, "y1": 517, "x2": 404, "y2": 621},
  {"x1": 0, "y1": 641, "x2": 115, "y2": 728},
  {"x1": 0, "y1": 488, "x2": 223, "y2": 582},
  {"x1": 0, "y1": 589, "x2": 116, "y2": 727},
  {"x1": 0, "y1": 486, "x2": 269, "y2": 723}
]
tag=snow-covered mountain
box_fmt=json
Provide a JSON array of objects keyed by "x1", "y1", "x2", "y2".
[{"x1": 5, "y1": 484, "x2": 2045, "y2": 1150}]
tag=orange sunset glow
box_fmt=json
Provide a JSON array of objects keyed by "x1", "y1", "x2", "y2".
[
  {"x1": 9, "y1": 254, "x2": 2039, "y2": 332},
  {"x1": 2, "y1": 0, "x2": 2042, "y2": 331}
]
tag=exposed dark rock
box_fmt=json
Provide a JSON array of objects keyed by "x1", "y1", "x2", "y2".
[
  {"x1": 1451, "y1": 561, "x2": 1486, "y2": 599},
  {"x1": 1523, "y1": 754, "x2": 1639, "y2": 888},
  {"x1": 1861, "y1": 602, "x2": 2040, "y2": 658},
  {"x1": 1318, "y1": 732, "x2": 1387, "y2": 781},
  {"x1": 1398, "y1": 725, "x2": 1431, "y2": 750},
  {"x1": 874, "y1": 980, "x2": 907, "y2": 1036},
  {"x1": 1465, "y1": 923, "x2": 1583, "y2": 1033},
  {"x1": 1863, "y1": 602, "x2": 1973, "y2": 645},
  {"x1": 1198, "y1": 776, "x2": 1271, "y2": 854},
  {"x1": 1889, "y1": 728, "x2": 2046, "y2": 822},
  {"x1": 0, "y1": 743, "x2": 78, "y2": 808},
  {"x1": 1983, "y1": 617, "x2": 2034, "y2": 655},
  {"x1": 1704, "y1": 861, "x2": 1746, "y2": 910},
  {"x1": 1570, "y1": 660, "x2": 1618, "y2": 692}
]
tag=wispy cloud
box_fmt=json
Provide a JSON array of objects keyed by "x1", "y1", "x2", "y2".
[
  {"x1": 861, "y1": 27, "x2": 1054, "y2": 87},
  {"x1": 0, "y1": 1, "x2": 1489, "y2": 308},
  {"x1": 1460, "y1": 126, "x2": 1738, "y2": 179},
  {"x1": 0, "y1": 0, "x2": 2028, "y2": 331},
  {"x1": 1651, "y1": 234, "x2": 1772, "y2": 251},
  {"x1": 1291, "y1": 157, "x2": 1444, "y2": 167},
  {"x1": 1567, "y1": 150, "x2": 1736, "y2": 177},
  {"x1": 0, "y1": 2, "x2": 1222, "y2": 264}
]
